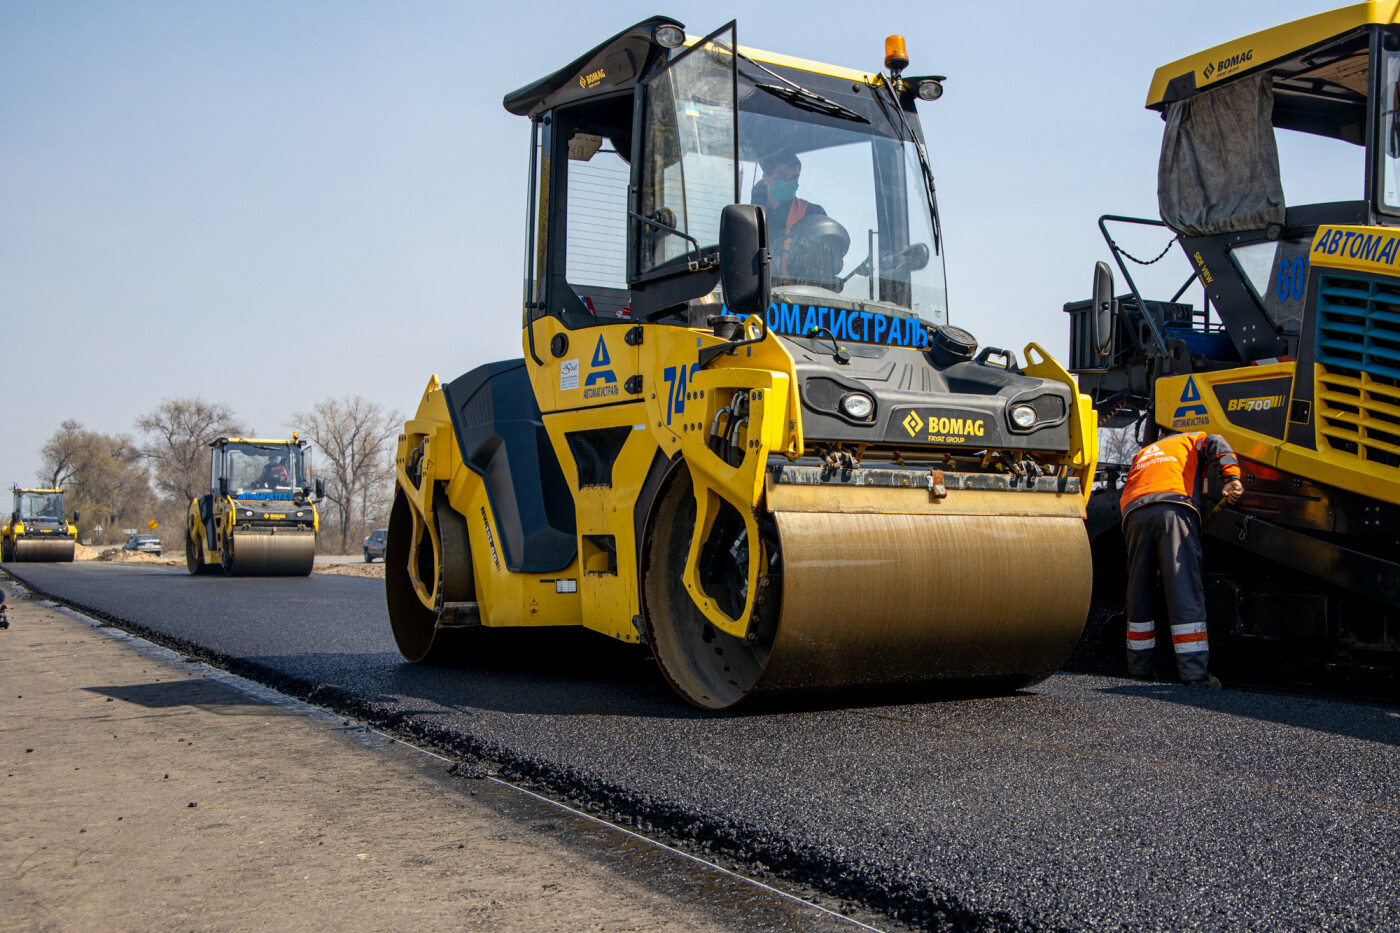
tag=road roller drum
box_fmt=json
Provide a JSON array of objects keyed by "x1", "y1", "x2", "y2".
[
  {"x1": 384, "y1": 18, "x2": 1099, "y2": 709},
  {"x1": 11, "y1": 539, "x2": 76, "y2": 563}
]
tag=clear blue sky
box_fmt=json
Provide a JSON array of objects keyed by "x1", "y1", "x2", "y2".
[{"x1": 1, "y1": 1, "x2": 1339, "y2": 488}]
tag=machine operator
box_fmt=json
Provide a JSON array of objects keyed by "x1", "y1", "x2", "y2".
[
  {"x1": 751, "y1": 150, "x2": 848, "y2": 287},
  {"x1": 1119, "y1": 431, "x2": 1244, "y2": 687}
]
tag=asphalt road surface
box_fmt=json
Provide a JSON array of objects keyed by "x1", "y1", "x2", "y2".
[{"x1": 6, "y1": 562, "x2": 1398, "y2": 932}]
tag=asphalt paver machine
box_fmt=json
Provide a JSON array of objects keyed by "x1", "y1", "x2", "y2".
[
  {"x1": 186, "y1": 436, "x2": 321, "y2": 576},
  {"x1": 388, "y1": 18, "x2": 1099, "y2": 709},
  {"x1": 1, "y1": 487, "x2": 76, "y2": 562},
  {"x1": 1067, "y1": 3, "x2": 1400, "y2": 675}
]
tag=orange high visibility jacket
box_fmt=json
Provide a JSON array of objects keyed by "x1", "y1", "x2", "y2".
[{"x1": 1120, "y1": 432, "x2": 1241, "y2": 519}]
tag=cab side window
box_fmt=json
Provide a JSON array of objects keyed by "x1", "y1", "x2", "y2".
[
  {"x1": 564, "y1": 132, "x2": 631, "y2": 321},
  {"x1": 544, "y1": 97, "x2": 635, "y2": 329}
]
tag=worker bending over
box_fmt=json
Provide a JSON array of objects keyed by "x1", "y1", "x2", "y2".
[{"x1": 1119, "y1": 431, "x2": 1244, "y2": 686}]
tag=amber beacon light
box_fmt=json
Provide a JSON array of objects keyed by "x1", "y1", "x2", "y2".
[{"x1": 884, "y1": 35, "x2": 909, "y2": 74}]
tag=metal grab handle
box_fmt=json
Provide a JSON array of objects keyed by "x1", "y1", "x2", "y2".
[{"x1": 975, "y1": 346, "x2": 1019, "y2": 371}]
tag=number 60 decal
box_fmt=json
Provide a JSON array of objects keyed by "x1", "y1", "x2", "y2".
[{"x1": 1276, "y1": 255, "x2": 1309, "y2": 303}]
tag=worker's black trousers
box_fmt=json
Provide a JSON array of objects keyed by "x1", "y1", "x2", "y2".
[{"x1": 1122, "y1": 502, "x2": 1210, "y2": 682}]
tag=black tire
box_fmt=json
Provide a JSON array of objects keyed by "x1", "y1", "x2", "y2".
[{"x1": 364, "y1": 549, "x2": 372, "y2": 563}]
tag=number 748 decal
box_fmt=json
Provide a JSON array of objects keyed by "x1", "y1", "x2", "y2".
[{"x1": 662, "y1": 363, "x2": 701, "y2": 426}]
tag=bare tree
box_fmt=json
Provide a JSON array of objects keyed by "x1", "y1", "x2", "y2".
[
  {"x1": 136, "y1": 398, "x2": 250, "y2": 503},
  {"x1": 291, "y1": 396, "x2": 401, "y2": 554},
  {"x1": 37, "y1": 420, "x2": 154, "y2": 544},
  {"x1": 1098, "y1": 426, "x2": 1143, "y2": 467}
]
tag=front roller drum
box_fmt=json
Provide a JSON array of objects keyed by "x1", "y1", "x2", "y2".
[
  {"x1": 643, "y1": 468, "x2": 1092, "y2": 710},
  {"x1": 12, "y1": 538, "x2": 76, "y2": 563},
  {"x1": 222, "y1": 531, "x2": 315, "y2": 576}
]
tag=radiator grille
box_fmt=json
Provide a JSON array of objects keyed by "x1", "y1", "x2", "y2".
[{"x1": 1315, "y1": 273, "x2": 1400, "y2": 468}]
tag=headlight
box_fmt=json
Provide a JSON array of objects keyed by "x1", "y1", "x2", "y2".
[
  {"x1": 654, "y1": 24, "x2": 685, "y2": 48},
  {"x1": 244, "y1": 510, "x2": 254, "y2": 517},
  {"x1": 1010, "y1": 404, "x2": 1038, "y2": 429},
  {"x1": 840, "y1": 393, "x2": 875, "y2": 420}
]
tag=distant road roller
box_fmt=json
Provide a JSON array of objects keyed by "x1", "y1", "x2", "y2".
[
  {"x1": 2, "y1": 487, "x2": 76, "y2": 562},
  {"x1": 186, "y1": 436, "x2": 322, "y2": 576},
  {"x1": 386, "y1": 18, "x2": 1099, "y2": 709}
]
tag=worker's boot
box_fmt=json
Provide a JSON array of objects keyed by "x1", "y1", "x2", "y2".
[
  {"x1": 1171, "y1": 620, "x2": 1211, "y2": 683},
  {"x1": 1125, "y1": 619, "x2": 1156, "y2": 678}
]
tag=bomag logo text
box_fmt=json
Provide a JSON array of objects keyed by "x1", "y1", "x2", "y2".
[
  {"x1": 1204, "y1": 48, "x2": 1253, "y2": 81},
  {"x1": 579, "y1": 67, "x2": 606, "y2": 89},
  {"x1": 1227, "y1": 395, "x2": 1284, "y2": 412},
  {"x1": 904, "y1": 411, "x2": 985, "y2": 443}
]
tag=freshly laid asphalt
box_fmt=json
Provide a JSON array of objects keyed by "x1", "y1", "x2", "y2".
[{"x1": 5, "y1": 562, "x2": 1398, "y2": 932}]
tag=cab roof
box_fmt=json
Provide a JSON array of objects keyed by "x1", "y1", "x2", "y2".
[
  {"x1": 14, "y1": 487, "x2": 62, "y2": 494},
  {"x1": 209, "y1": 438, "x2": 303, "y2": 448},
  {"x1": 1146, "y1": 1, "x2": 1400, "y2": 109},
  {"x1": 502, "y1": 16, "x2": 879, "y2": 118}
]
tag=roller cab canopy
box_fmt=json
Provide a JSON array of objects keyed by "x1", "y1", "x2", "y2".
[
  {"x1": 504, "y1": 16, "x2": 948, "y2": 326},
  {"x1": 1150, "y1": 2, "x2": 1400, "y2": 242},
  {"x1": 12, "y1": 487, "x2": 64, "y2": 522},
  {"x1": 208, "y1": 438, "x2": 313, "y2": 500}
]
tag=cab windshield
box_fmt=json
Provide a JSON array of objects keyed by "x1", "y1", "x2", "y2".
[
  {"x1": 17, "y1": 492, "x2": 63, "y2": 521},
  {"x1": 638, "y1": 35, "x2": 947, "y2": 323},
  {"x1": 223, "y1": 444, "x2": 306, "y2": 496},
  {"x1": 739, "y1": 85, "x2": 945, "y2": 320}
]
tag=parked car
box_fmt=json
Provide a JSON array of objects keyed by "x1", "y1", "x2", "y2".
[
  {"x1": 363, "y1": 528, "x2": 388, "y2": 563},
  {"x1": 122, "y1": 534, "x2": 162, "y2": 556}
]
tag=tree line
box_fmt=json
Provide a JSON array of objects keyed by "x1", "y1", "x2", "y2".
[{"x1": 31, "y1": 396, "x2": 401, "y2": 555}]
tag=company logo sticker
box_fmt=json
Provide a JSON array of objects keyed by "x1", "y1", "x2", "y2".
[
  {"x1": 560, "y1": 359, "x2": 579, "y2": 392},
  {"x1": 1171, "y1": 376, "x2": 1211, "y2": 428},
  {"x1": 902, "y1": 411, "x2": 924, "y2": 436},
  {"x1": 584, "y1": 336, "x2": 619, "y2": 399}
]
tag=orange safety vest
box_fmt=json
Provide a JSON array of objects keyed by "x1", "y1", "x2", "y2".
[
  {"x1": 778, "y1": 198, "x2": 809, "y2": 271},
  {"x1": 1119, "y1": 432, "x2": 1241, "y2": 517}
]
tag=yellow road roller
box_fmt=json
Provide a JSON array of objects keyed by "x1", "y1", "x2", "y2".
[
  {"x1": 2, "y1": 487, "x2": 76, "y2": 562},
  {"x1": 186, "y1": 436, "x2": 321, "y2": 576},
  {"x1": 387, "y1": 19, "x2": 1098, "y2": 708}
]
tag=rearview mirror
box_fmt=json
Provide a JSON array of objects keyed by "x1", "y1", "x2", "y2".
[
  {"x1": 219, "y1": 477, "x2": 230, "y2": 497},
  {"x1": 719, "y1": 204, "x2": 771, "y2": 317},
  {"x1": 1091, "y1": 261, "x2": 1115, "y2": 357},
  {"x1": 73, "y1": 511, "x2": 80, "y2": 524},
  {"x1": 315, "y1": 479, "x2": 325, "y2": 500}
]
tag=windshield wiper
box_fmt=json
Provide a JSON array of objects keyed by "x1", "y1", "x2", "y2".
[
  {"x1": 735, "y1": 52, "x2": 869, "y2": 124},
  {"x1": 749, "y1": 81, "x2": 869, "y2": 124},
  {"x1": 870, "y1": 77, "x2": 941, "y2": 252}
]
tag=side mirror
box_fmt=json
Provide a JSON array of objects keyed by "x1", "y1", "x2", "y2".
[
  {"x1": 1091, "y1": 261, "x2": 1115, "y2": 357},
  {"x1": 219, "y1": 477, "x2": 230, "y2": 497},
  {"x1": 73, "y1": 511, "x2": 80, "y2": 524},
  {"x1": 315, "y1": 478, "x2": 325, "y2": 500},
  {"x1": 719, "y1": 204, "x2": 771, "y2": 317}
]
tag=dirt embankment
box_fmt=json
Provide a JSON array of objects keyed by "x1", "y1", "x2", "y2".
[
  {"x1": 92, "y1": 547, "x2": 181, "y2": 566},
  {"x1": 314, "y1": 561, "x2": 385, "y2": 578}
]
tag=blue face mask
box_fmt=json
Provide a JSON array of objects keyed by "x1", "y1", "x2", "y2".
[{"x1": 768, "y1": 180, "x2": 799, "y2": 201}]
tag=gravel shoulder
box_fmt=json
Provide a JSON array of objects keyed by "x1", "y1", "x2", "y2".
[{"x1": 0, "y1": 590, "x2": 857, "y2": 932}]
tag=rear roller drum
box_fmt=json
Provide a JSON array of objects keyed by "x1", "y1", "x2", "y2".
[{"x1": 386, "y1": 489, "x2": 475, "y2": 664}]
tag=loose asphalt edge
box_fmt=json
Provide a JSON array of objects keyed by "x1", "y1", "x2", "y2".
[{"x1": 0, "y1": 566, "x2": 1061, "y2": 933}]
